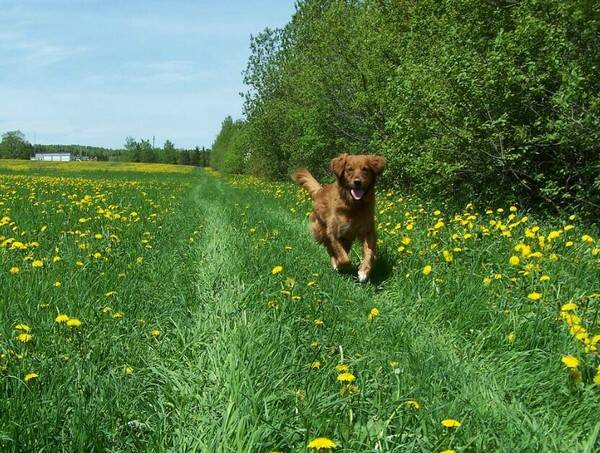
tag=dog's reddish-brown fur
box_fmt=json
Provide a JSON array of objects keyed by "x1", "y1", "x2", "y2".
[{"x1": 293, "y1": 154, "x2": 385, "y2": 282}]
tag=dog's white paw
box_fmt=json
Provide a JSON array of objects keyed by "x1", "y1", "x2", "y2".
[{"x1": 358, "y1": 270, "x2": 368, "y2": 283}]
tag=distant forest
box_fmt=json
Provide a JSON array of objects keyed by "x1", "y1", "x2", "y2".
[{"x1": 0, "y1": 130, "x2": 210, "y2": 166}]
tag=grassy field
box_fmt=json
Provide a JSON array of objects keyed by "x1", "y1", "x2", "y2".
[{"x1": 1, "y1": 160, "x2": 599, "y2": 452}]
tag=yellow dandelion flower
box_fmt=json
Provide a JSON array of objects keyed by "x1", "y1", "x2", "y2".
[
  {"x1": 54, "y1": 281, "x2": 62, "y2": 288},
  {"x1": 105, "y1": 291, "x2": 116, "y2": 297},
  {"x1": 581, "y1": 234, "x2": 594, "y2": 244},
  {"x1": 9, "y1": 266, "x2": 20, "y2": 274},
  {"x1": 66, "y1": 318, "x2": 82, "y2": 328},
  {"x1": 314, "y1": 319, "x2": 324, "y2": 326},
  {"x1": 441, "y1": 419, "x2": 461, "y2": 428},
  {"x1": 406, "y1": 400, "x2": 420, "y2": 410},
  {"x1": 506, "y1": 332, "x2": 516, "y2": 344},
  {"x1": 31, "y1": 260, "x2": 44, "y2": 268},
  {"x1": 561, "y1": 303, "x2": 577, "y2": 312},
  {"x1": 151, "y1": 329, "x2": 161, "y2": 337},
  {"x1": 509, "y1": 256, "x2": 520, "y2": 266},
  {"x1": 311, "y1": 361, "x2": 321, "y2": 369},
  {"x1": 123, "y1": 366, "x2": 134, "y2": 374},
  {"x1": 483, "y1": 277, "x2": 492, "y2": 286},
  {"x1": 271, "y1": 265, "x2": 283, "y2": 275},
  {"x1": 527, "y1": 292, "x2": 542, "y2": 301},
  {"x1": 15, "y1": 324, "x2": 30, "y2": 332},
  {"x1": 310, "y1": 341, "x2": 320, "y2": 348},
  {"x1": 440, "y1": 450, "x2": 456, "y2": 453},
  {"x1": 337, "y1": 372, "x2": 356, "y2": 382},
  {"x1": 561, "y1": 355, "x2": 579, "y2": 368},
  {"x1": 308, "y1": 437, "x2": 337, "y2": 450},
  {"x1": 16, "y1": 333, "x2": 33, "y2": 343},
  {"x1": 594, "y1": 373, "x2": 600, "y2": 386},
  {"x1": 55, "y1": 314, "x2": 69, "y2": 323},
  {"x1": 368, "y1": 307, "x2": 379, "y2": 320},
  {"x1": 422, "y1": 265, "x2": 432, "y2": 276},
  {"x1": 112, "y1": 311, "x2": 124, "y2": 319},
  {"x1": 539, "y1": 275, "x2": 550, "y2": 282},
  {"x1": 24, "y1": 372, "x2": 38, "y2": 382}
]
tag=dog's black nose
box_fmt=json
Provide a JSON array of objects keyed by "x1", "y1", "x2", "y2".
[{"x1": 353, "y1": 179, "x2": 362, "y2": 188}]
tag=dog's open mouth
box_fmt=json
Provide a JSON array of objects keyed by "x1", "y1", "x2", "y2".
[{"x1": 350, "y1": 188, "x2": 365, "y2": 200}]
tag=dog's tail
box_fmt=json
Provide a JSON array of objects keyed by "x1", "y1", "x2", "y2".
[{"x1": 292, "y1": 168, "x2": 322, "y2": 197}]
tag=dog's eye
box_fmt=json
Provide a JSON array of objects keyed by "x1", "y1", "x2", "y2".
[{"x1": 362, "y1": 167, "x2": 368, "y2": 172}]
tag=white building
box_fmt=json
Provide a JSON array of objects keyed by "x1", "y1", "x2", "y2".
[{"x1": 31, "y1": 152, "x2": 72, "y2": 161}]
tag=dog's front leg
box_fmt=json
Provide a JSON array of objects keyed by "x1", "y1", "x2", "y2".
[
  {"x1": 327, "y1": 233, "x2": 351, "y2": 271},
  {"x1": 358, "y1": 231, "x2": 376, "y2": 283}
]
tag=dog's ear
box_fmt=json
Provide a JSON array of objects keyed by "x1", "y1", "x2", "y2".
[
  {"x1": 330, "y1": 154, "x2": 347, "y2": 178},
  {"x1": 368, "y1": 155, "x2": 386, "y2": 175}
]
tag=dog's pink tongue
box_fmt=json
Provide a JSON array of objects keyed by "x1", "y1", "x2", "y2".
[{"x1": 351, "y1": 188, "x2": 365, "y2": 200}]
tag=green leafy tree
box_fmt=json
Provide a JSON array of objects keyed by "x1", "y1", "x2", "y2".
[{"x1": 0, "y1": 130, "x2": 33, "y2": 159}]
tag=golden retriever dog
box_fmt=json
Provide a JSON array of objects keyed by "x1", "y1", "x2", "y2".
[{"x1": 292, "y1": 154, "x2": 385, "y2": 282}]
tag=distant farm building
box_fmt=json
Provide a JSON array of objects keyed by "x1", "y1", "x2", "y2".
[{"x1": 31, "y1": 152, "x2": 72, "y2": 161}]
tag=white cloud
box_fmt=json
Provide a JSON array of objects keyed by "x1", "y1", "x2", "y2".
[{"x1": 0, "y1": 31, "x2": 86, "y2": 67}]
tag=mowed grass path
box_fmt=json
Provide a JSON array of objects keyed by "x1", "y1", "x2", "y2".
[{"x1": 2, "y1": 164, "x2": 599, "y2": 451}]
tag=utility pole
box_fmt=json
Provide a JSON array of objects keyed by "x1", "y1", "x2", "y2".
[{"x1": 152, "y1": 135, "x2": 155, "y2": 149}]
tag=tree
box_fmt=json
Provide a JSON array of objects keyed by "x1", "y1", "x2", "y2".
[
  {"x1": 0, "y1": 131, "x2": 32, "y2": 159},
  {"x1": 162, "y1": 140, "x2": 177, "y2": 164}
]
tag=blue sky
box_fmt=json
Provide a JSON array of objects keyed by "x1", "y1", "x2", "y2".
[{"x1": 0, "y1": 0, "x2": 295, "y2": 149}]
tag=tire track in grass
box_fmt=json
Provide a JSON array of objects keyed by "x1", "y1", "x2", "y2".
[{"x1": 163, "y1": 172, "x2": 600, "y2": 452}]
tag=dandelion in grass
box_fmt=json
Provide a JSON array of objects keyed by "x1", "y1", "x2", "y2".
[
  {"x1": 527, "y1": 292, "x2": 542, "y2": 301},
  {"x1": 16, "y1": 333, "x2": 33, "y2": 343},
  {"x1": 440, "y1": 450, "x2": 456, "y2": 453},
  {"x1": 337, "y1": 372, "x2": 355, "y2": 383},
  {"x1": 368, "y1": 307, "x2": 379, "y2": 320},
  {"x1": 123, "y1": 366, "x2": 134, "y2": 374},
  {"x1": 105, "y1": 291, "x2": 116, "y2": 297},
  {"x1": 594, "y1": 373, "x2": 600, "y2": 386},
  {"x1": 9, "y1": 266, "x2": 19, "y2": 274},
  {"x1": 406, "y1": 400, "x2": 420, "y2": 410},
  {"x1": 314, "y1": 319, "x2": 324, "y2": 326},
  {"x1": 271, "y1": 265, "x2": 283, "y2": 275},
  {"x1": 15, "y1": 324, "x2": 30, "y2": 332},
  {"x1": 32, "y1": 260, "x2": 44, "y2": 268},
  {"x1": 310, "y1": 341, "x2": 319, "y2": 348},
  {"x1": 151, "y1": 329, "x2": 160, "y2": 338},
  {"x1": 539, "y1": 275, "x2": 550, "y2": 282},
  {"x1": 509, "y1": 256, "x2": 520, "y2": 266},
  {"x1": 307, "y1": 280, "x2": 317, "y2": 287},
  {"x1": 24, "y1": 372, "x2": 38, "y2": 382},
  {"x1": 54, "y1": 281, "x2": 62, "y2": 288},
  {"x1": 506, "y1": 332, "x2": 516, "y2": 344},
  {"x1": 66, "y1": 318, "x2": 82, "y2": 328},
  {"x1": 308, "y1": 437, "x2": 337, "y2": 450},
  {"x1": 581, "y1": 234, "x2": 594, "y2": 244},
  {"x1": 422, "y1": 265, "x2": 432, "y2": 276},
  {"x1": 112, "y1": 311, "x2": 124, "y2": 319},
  {"x1": 441, "y1": 419, "x2": 461, "y2": 428},
  {"x1": 561, "y1": 355, "x2": 579, "y2": 368},
  {"x1": 55, "y1": 314, "x2": 69, "y2": 324},
  {"x1": 311, "y1": 361, "x2": 321, "y2": 369},
  {"x1": 561, "y1": 302, "x2": 577, "y2": 312}
]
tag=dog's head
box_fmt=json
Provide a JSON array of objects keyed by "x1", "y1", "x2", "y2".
[{"x1": 330, "y1": 153, "x2": 386, "y2": 201}]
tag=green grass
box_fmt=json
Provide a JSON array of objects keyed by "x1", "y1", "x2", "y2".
[{"x1": 1, "y1": 163, "x2": 599, "y2": 451}]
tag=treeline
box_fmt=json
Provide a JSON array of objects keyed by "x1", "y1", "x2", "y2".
[
  {"x1": 0, "y1": 131, "x2": 210, "y2": 166},
  {"x1": 212, "y1": 0, "x2": 600, "y2": 212}
]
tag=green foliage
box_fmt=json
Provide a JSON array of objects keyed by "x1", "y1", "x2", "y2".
[
  {"x1": 214, "y1": 0, "x2": 600, "y2": 214},
  {"x1": 210, "y1": 116, "x2": 248, "y2": 174},
  {"x1": 0, "y1": 131, "x2": 32, "y2": 159}
]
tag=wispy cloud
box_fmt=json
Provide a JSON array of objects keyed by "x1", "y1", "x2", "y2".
[
  {"x1": 84, "y1": 60, "x2": 216, "y2": 85},
  {"x1": 0, "y1": 31, "x2": 86, "y2": 67}
]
